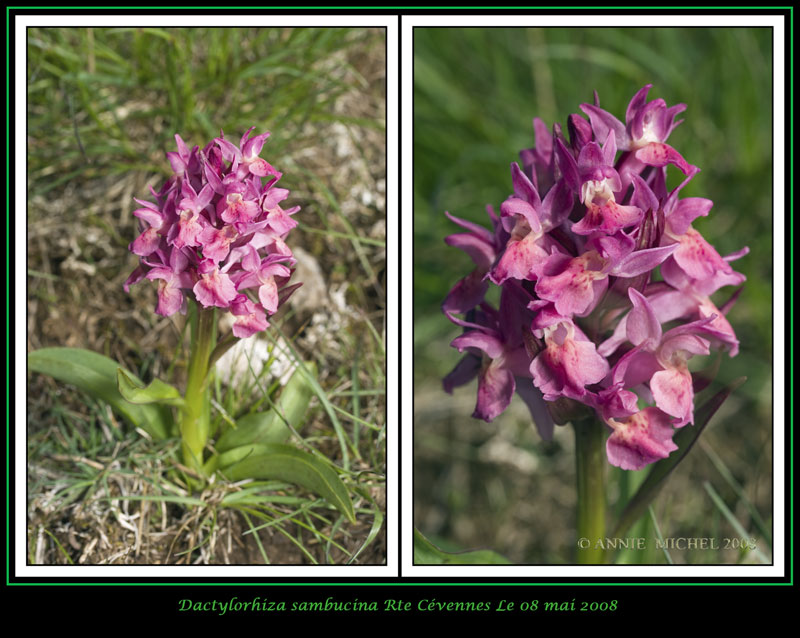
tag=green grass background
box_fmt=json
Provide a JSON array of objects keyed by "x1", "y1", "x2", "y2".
[{"x1": 413, "y1": 27, "x2": 773, "y2": 564}]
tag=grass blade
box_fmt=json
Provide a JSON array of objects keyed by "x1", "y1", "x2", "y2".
[{"x1": 703, "y1": 481, "x2": 771, "y2": 564}]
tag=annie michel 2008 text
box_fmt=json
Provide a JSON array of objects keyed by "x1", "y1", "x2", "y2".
[{"x1": 577, "y1": 536, "x2": 758, "y2": 551}]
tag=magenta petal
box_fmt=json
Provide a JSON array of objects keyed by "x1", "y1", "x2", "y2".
[
  {"x1": 536, "y1": 253, "x2": 608, "y2": 317},
  {"x1": 606, "y1": 408, "x2": 678, "y2": 470},
  {"x1": 572, "y1": 201, "x2": 642, "y2": 235},
  {"x1": 131, "y1": 228, "x2": 161, "y2": 256},
  {"x1": 133, "y1": 207, "x2": 165, "y2": 229},
  {"x1": 258, "y1": 278, "x2": 279, "y2": 313},
  {"x1": 491, "y1": 234, "x2": 549, "y2": 283},
  {"x1": 263, "y1": 187, "x2": 290, "y2": 209},
  {"x1": 242, "y1": 131, "x2": 270, "y2": 160},
  {"x1": 539, "y1": 178, "x2": 573, "y2": 229},
  {"x1": 266, "y1": 208, "x2": 298, "y2": 234},
  {"x1": 166, "y1": 151, "x2": 186, "y2": 175},
  {"x1": 500, "y1": 197, "x2": 542, "y2": 233},
  {"x1": 444, "y1": 211, "x2": 494, "y2": 244},
  {"x1": 626, "y1": 288, "x2": 662, "y2": 349},
  {"x1": 611, "y1": 243, "x2": 676, "y2": 278},
  {"x1": 596, "y1": 385, "x2": 639, "y2": 421},
  {"x1": 514, "y1": 379, "x2": 555, "y2": 440},
  {"x1": 510, "y1": 162, "x2": 541, "y2": 208},
  {"x1": 650, "y1": 367, "x2": 695, "y2": 425},
  {"x1": 579, "y1": 103, "x2": 631, "y2": 150},
  {"x1": 531, "y1": 325, "x2": 609, "y2": 399},
  {"x1": 635, "y1": 142, "x2": 693, "y2": 174},
  {"x1": 451, "y1": 331, "x2": 504, "y2": 359},
  {"x1": 194, "y1": 269, "x2": 237, "y2": 308},
  {"x1": 445, "y1": 233, "x2": 496, "y2": 271},
  {"x1": 672, "y1": 228, "x2": 730, "y2": 280},
  {"x1": 232, "y1": 306, "x2": 269, "y2": 338},
  {"x1": 554, "y1": 138, "x2": 580, "y2": 191},
  {"x1": 442, "y1": 270, "x2": 489, "y2": 315},
  {"x1": 473, "y1": 362, "x2": 515, "y2": 422},
  {"x1": 612, "y1": 348, "x2": 661, "y2": 389},
  {"x1": 568, "y1": 339, "x2": 610, "y2": 386},
  {"x1": 154, "y1": 278, "x2": 184, "y2": 317},
  {"x1": 625, "y1": 84, "x2": 653, "y2": 125},
  {"x1": 667, "y1": 197, "x2": 713, "y2": 236},
  {"x1": 631, "y1": 174, "x2": 660, "y2": 214},
  {"x1": 123, "y1": 265, "x2": 146, "y2": 293},
  {"x1": 443, "y1": 354, "x2": 481, "y2": 393},
  {"x1": 533, "y1": 117, "x2": 553, "y2": 157}
]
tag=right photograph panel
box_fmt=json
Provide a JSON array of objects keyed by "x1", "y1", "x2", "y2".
[{"x1": 413, "y1": 26, "x2": 774, "y2": 567}]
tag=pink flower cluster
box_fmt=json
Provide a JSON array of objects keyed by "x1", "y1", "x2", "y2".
[
  {"x1": 443, "y1": 85, "x2": 747, "y2": 470},
  {"x1": 125, "y1": 128, "x2": 300, "y2": 339}
]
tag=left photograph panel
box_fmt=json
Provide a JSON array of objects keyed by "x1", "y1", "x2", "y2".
[{"x1": 23, "y1": 24, "x2": 387, "y2": 568}]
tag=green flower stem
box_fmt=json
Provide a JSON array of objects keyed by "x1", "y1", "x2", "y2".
[
  {"x1": 574, "y1": 417, "x2": 606, "y2": 564},
  {"x1": 181, "y1": 304, "x2": 216, "y2": 476}
]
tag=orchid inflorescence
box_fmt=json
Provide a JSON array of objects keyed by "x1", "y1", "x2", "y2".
[
  {"x1": 443, "y1": 85, "x2": 747, "y2": 471},
  {"x1": 125, "y1": 128, "x2": 300, "y2": 339}
]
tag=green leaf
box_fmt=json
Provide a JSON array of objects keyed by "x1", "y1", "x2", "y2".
[
  {"x1": 116, "y1": 367, "x2": 186, "y2": 408},
  {"x1": 219, "y1": 443, "x2": 356, "y2": 524},
  {"x1": 612, "y1": 377, "x2": 747, "y2": 537},
  {"x1": 215, "y1": 362, "x2": 317, "y2": 452},
  {"x1": 28, "y1": 347, "x2": 174, "y2": 440},
  {"x1": 217, "y1": 443, "x2": 280, "y2": 468},
  {"x1": 413, "y1": 528, "x2": 511, "y2": 565}
]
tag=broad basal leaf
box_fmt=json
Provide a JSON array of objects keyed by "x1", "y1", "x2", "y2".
[
  {"x1": 215, "y1": 362, "x2": 317, "y2": 452},
  {"x1": 219, "y1": 442, "x2": 356, "y2": 523},
  {"x1": 413, "y1": 528, "x2": 511, "y2": 565},
  {"x1": 28, "y1": 347, "x2": 175, "y2": 440},
  {"x1": 117, "y1": 367, "x2": 186, "y2": 408}
]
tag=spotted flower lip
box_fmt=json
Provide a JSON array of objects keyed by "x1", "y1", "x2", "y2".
[
  {"x1": 126, "y1": 129, "x2": 300, "y2": 336},
  {"x1": 442, "y1": 84, "x2": 747, "y2": 470},
  {"x1": 606, "y1": 407, "x2": 679, "y2": 471}
]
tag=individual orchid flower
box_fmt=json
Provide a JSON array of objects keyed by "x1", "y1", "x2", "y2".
[
  {"x1": 580, "y1": 84, "x2": 693, "y2": 178},
  {"x1": 610, "y1": 288, "x2": 715, "y2": 426},
  {"x1": 605, "y1": 407, "x2": 679, "y2": 471},
  {"x1": 193, "y1": 258, "x2": 238, "y2": 309},
  {"x1": 233, "y1": 247, "x2": 293, "y2": 314},
  {"x1": 445, "y1": 285, "x2": 555, "y2": 439},
  {"x1": 215, "y1": 128, "x2": 282, "y2": 181},
  {"x1": 230, "y1": 294, "x2": 269, "y2": 338},
  {"x1": 166, "y1": 133, "x2": 199, "y2": 176},
  {"x1": 489, "y1": 163, "x2": 573, "y2": 284},
  {"x1": 442, "y1": 208, "x2": 503, "y2": 317},
  {"x1": 144, "y1": 248, "x2": 193, "y2": 317},
  {"x1": 534, "y1": 233, "x2": 677, "y2": 317},
  {"x1": 528, "y1": 303, "x2": 609, "y2": 402},
  {"x1": 660, "y1": 185, "x2": 745, "y2": 283},
  {"x1": 558, "y1": 132, "x2": 644, "y2": 236}
]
